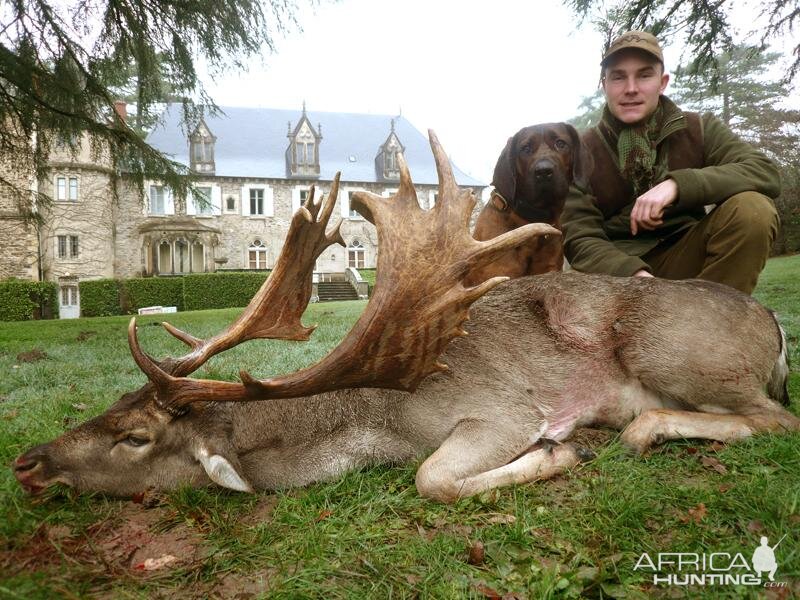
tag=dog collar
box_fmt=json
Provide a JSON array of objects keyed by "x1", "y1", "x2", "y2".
[{"x1": 490, "y1": 190, "x2": 509, "y2": 212}]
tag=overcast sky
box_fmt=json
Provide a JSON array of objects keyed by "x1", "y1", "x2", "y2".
[{"x1": 204, "y1": 0, "x2": 794, "y2": 185}]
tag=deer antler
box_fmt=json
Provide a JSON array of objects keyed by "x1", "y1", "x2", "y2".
[
  {"x1": 130, "y1": 131, "x2": 559, "y2": 409},
  {"x1": 131, "y1": 176, "x2": 344, "y2": 381}
]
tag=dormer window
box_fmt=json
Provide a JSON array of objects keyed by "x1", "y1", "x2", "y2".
[
  {"x1": 375, "y1": 119, "x2": 405, "y2": 182},
  {"x1": 189, "y1": 118, "x2": 216, "y2": 174},
  {"x1": 286, "y1": 103, "x2": 322, "y2": 178}
]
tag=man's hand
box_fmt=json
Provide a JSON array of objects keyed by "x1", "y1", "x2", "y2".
[
  {"x1": 630, "y1": 179, "x2": 678, "y2": 235},
  {"x1": 633, "y1": 269, "x2": 654, "y2": 278}
]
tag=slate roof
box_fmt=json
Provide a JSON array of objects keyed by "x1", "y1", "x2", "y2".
[{"x1": 145, "y1": 105, "x2": 484, "y2": 187}]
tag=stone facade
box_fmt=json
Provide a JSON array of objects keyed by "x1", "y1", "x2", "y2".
[{"x1": 0, "y1": 107, "x2": 485, "y2": 317}]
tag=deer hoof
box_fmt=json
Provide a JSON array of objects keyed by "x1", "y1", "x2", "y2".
[{"x1": 574, "y1": 445, "x2": 596, "y2": 463}]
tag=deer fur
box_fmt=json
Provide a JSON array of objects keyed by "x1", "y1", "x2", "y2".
[{"x1": 15, "y1": 272, "x2": 797, "y2": 502}]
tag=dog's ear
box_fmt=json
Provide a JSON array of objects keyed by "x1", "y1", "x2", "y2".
[
  {"x1": 565, "y1": 124, "x2": 593, "y2": 190},
  {"x1": 491, "y1": 136, "x2": 516, "y2": 202}
]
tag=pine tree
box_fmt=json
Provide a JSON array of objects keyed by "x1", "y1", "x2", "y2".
[
  {"x1": 0, "y1": 1, "x2": 302, "y2": 219},
  {"x1": 565, "y1": 0, "x2": 800, "y2": 84}
]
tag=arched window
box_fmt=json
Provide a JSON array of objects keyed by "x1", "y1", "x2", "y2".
[
  {"x1": 191, "y1": 242, "x2": 205, "y2": 272},
  {"x1": 158, "y1": 240, "x2": 172, "y2": 274},
  {"x1": 176, "y1": 238, "x2": 190, "y2": 273},
  {"x1": 348, "y1": 239, "x2": 365, "y2": 269},
  {"x1": 249, "y1": 239, "x2": 268, "y2": 270}
]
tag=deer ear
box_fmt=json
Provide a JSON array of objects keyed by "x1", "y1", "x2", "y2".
[{"x1": 194, "y1": 447, "x2": 253, "y2": 492}]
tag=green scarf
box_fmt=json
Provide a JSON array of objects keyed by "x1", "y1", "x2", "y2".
[{"x1": 598, "y1": 96, "x2": 686, "y2": 197}]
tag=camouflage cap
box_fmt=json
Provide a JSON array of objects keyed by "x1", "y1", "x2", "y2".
[{"x1": 601, "y1": 30, "x2": 664, "y2": 66}]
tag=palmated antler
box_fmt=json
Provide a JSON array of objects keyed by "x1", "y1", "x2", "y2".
[
  {"x1": 130, "y1": 175, "x2": 344, "y2": 381},
  {"x1": 130, "y1": 131, "x2": 559, "y2": 409}
]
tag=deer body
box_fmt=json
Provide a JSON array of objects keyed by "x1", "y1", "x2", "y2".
[{"x1": 14, "y1": 132, "x2": 797, "y2": 503}]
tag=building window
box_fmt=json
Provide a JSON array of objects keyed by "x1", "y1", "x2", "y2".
[
  {"x1": 296, "y1": 141, "x2": 314, "y2": 165},
  {"x1": 250, "y1": 188, "x2": 265, "y2": 215},
  {"x1": 348, "y1": 239, "x2": 365, "y2": 269},
  {"x1": 226, "y1": 195, "x2": 236, "y2": 212},
  {"x1": 150, "y1": 185, "x2": 165, "y2": 215},
  {"x1": 57, "y1": 176, "x2": 78, "y2": 201},
  {"x1": 192, "y1": 139, "x2": 214, "y2": 163},
  {"x1": 385, "y1": 151, "x2": 397, "y2": 172},
  {"x1": 347, "y1": 191, "x2": 363, "y2": 219},
  {"x1": 57, "y1": 235, "x2": 79, "y2": 259},
  {"x1": 249, "y1": 239, "x2": 267, "y2": 269},
  {"x1": 195, "y1": 186, "x2": 213, "y2": 215}
]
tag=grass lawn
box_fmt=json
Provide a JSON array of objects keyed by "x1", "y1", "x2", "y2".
[{"x1": 1, "y1": 257, "x2": 799, "y2": 599}]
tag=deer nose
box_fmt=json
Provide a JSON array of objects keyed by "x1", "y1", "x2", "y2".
[
  {"x1": 534, "y1": 160, "x2": 554, "y2": 181},
  {"x1": 13, "y1": 454, "x2": 40, "y2": 474}
]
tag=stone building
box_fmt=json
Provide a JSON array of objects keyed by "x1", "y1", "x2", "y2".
[{"x1": 0, "y1": 104, "x2": 485, "y2": 317}]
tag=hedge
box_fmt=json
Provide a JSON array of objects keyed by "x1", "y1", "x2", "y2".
[
  {"x1": 0, "y1": 279, "x2": 58, "y2": 321},
  {"x1": 183, "y1": 271, "x2": 270, "y2": 311},
  {"x1": 121, "y1": 277, "x2": 185, "y2": 313},
  {"x1": 79, "y1": 279, "x2": 122, "y2": 317}
]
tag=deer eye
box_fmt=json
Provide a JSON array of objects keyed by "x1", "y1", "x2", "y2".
[
  {"x1": 122, "y1": 435, "x2": 151, "y2": 447},
  {"x1": 554, "y1": 139, "x2": 568, "y2": 151}
]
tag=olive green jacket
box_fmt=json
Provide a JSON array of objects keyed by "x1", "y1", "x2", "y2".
[{"x1": 562, "y1": 108, "x2": 782, "y2": 277}]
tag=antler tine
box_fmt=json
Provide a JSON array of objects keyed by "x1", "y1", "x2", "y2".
[
  {"x1": 428, "y1": 129, "x2": 457, "y2": 198},
  {"x1": 136, "y1": 132, "x2": 562, "y2": 410},
  {"x1": 133, "y1": 173, "x2": 345, "y2": 386}
]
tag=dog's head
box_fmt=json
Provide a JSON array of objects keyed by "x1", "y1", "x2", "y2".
[{"x1": 492, "y1": 123, "x2": 592, "y2": 224}]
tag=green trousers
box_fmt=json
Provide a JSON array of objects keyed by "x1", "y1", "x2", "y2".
[{"x1": 642, "y1": 192, "x2": 779, "y2": 295}]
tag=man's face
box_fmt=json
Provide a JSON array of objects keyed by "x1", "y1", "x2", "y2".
[{"x1": 602, "y1": 50, "x2": 669, "y2": 125}]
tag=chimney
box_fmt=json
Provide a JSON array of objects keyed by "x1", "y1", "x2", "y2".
[{"x1": 113, "y1": 100, "x2": 127, "y2": 123}]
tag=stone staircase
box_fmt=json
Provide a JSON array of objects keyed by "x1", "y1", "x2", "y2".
[{"x1": 317, "y1": 281, "x2": 359, "y2": 302}]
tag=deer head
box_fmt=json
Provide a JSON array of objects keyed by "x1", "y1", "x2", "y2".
[{"x1": 13, "y1": 131, "x2": 558, "y2": 497}]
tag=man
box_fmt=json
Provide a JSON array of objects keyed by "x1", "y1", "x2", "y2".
[{"x1": 562, "y1": 30, "x2": 781, "y2": 294}]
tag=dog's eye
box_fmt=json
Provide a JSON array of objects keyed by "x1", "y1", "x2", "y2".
[
  {"x1": 554, "y1": 139, "x2": 568, "y2": 151},
  {"x1": 520, "y1": 144, "x2": 532, "y2": 154}
]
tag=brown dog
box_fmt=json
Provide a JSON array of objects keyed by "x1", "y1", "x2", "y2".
[{"x1": 470, "y1": 123, "x2": 591, "y2": 283}]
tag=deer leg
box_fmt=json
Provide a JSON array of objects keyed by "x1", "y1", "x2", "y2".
[
  {"x1": 415, "y1": 420, "x2": 591, "y2": 503},
  {"x1": 621, "y1": 406, "x2": 800, "y2": 454}
]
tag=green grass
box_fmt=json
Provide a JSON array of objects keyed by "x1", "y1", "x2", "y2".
[{"x1": 1, "y1": 257, "x2": 799, "y2": 599}]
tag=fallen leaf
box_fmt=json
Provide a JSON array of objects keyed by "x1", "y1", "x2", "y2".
[
  {"x1": 134, "y1": 554, "x2": 178, "y2": 571},
  {"x1": 709, "y1": 441, "x2": 726, "y2": 452},
  {"x1": 747, "y1": 519, "x2": 765, "y2": 533},
  {"x1": 467, "y1": 541, "x2": 485, "y2": 565},
  {"x1": 71, "y1": 403, "x2": 88, "y2": 411},
  {"x1": 682, "y1": 503, "x2": 707, "y2": 524},
  {"x1": 700, "y1": 456, "x2": 728, "y2": 475},
  {"x1": 487, "y1": 514, "x2": 516, "y2": 525},
  {"x1": 315, "y1": 509, "x2": 332, "y2": 522},
  {"x1": 718, "y1": 484, "x2": 733, "y2": 493},
  {"x1": 685, "y1": 447, "x2": 698, "y2": 455},
  {"x1": 474, "y1": 582, "x2": 502, "y2": 599},
  {"x1": 405, "y1": 574, "x2": 422, "y2": 585}
]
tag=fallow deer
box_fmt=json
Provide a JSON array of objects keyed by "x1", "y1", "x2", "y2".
[{"x1": 13, "y1": 132, "x2": 797, "y2": 503}]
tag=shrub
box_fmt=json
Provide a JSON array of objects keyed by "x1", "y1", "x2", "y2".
[
  {"x1": 121, "y1": 277, "x2": 185, "y2": 313},
  {"x1": 183, "y1": 271, "x2": 270, "y2": 310},
  {"x1": 0, "y1": 279, "x2": 58, "y2": 321},
  {"x1": 79, "y1": 279, "x2": 122, "y2": 317},
  {"x1": 358, "y1": 268, "x2": 376, "y2": 297}
]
